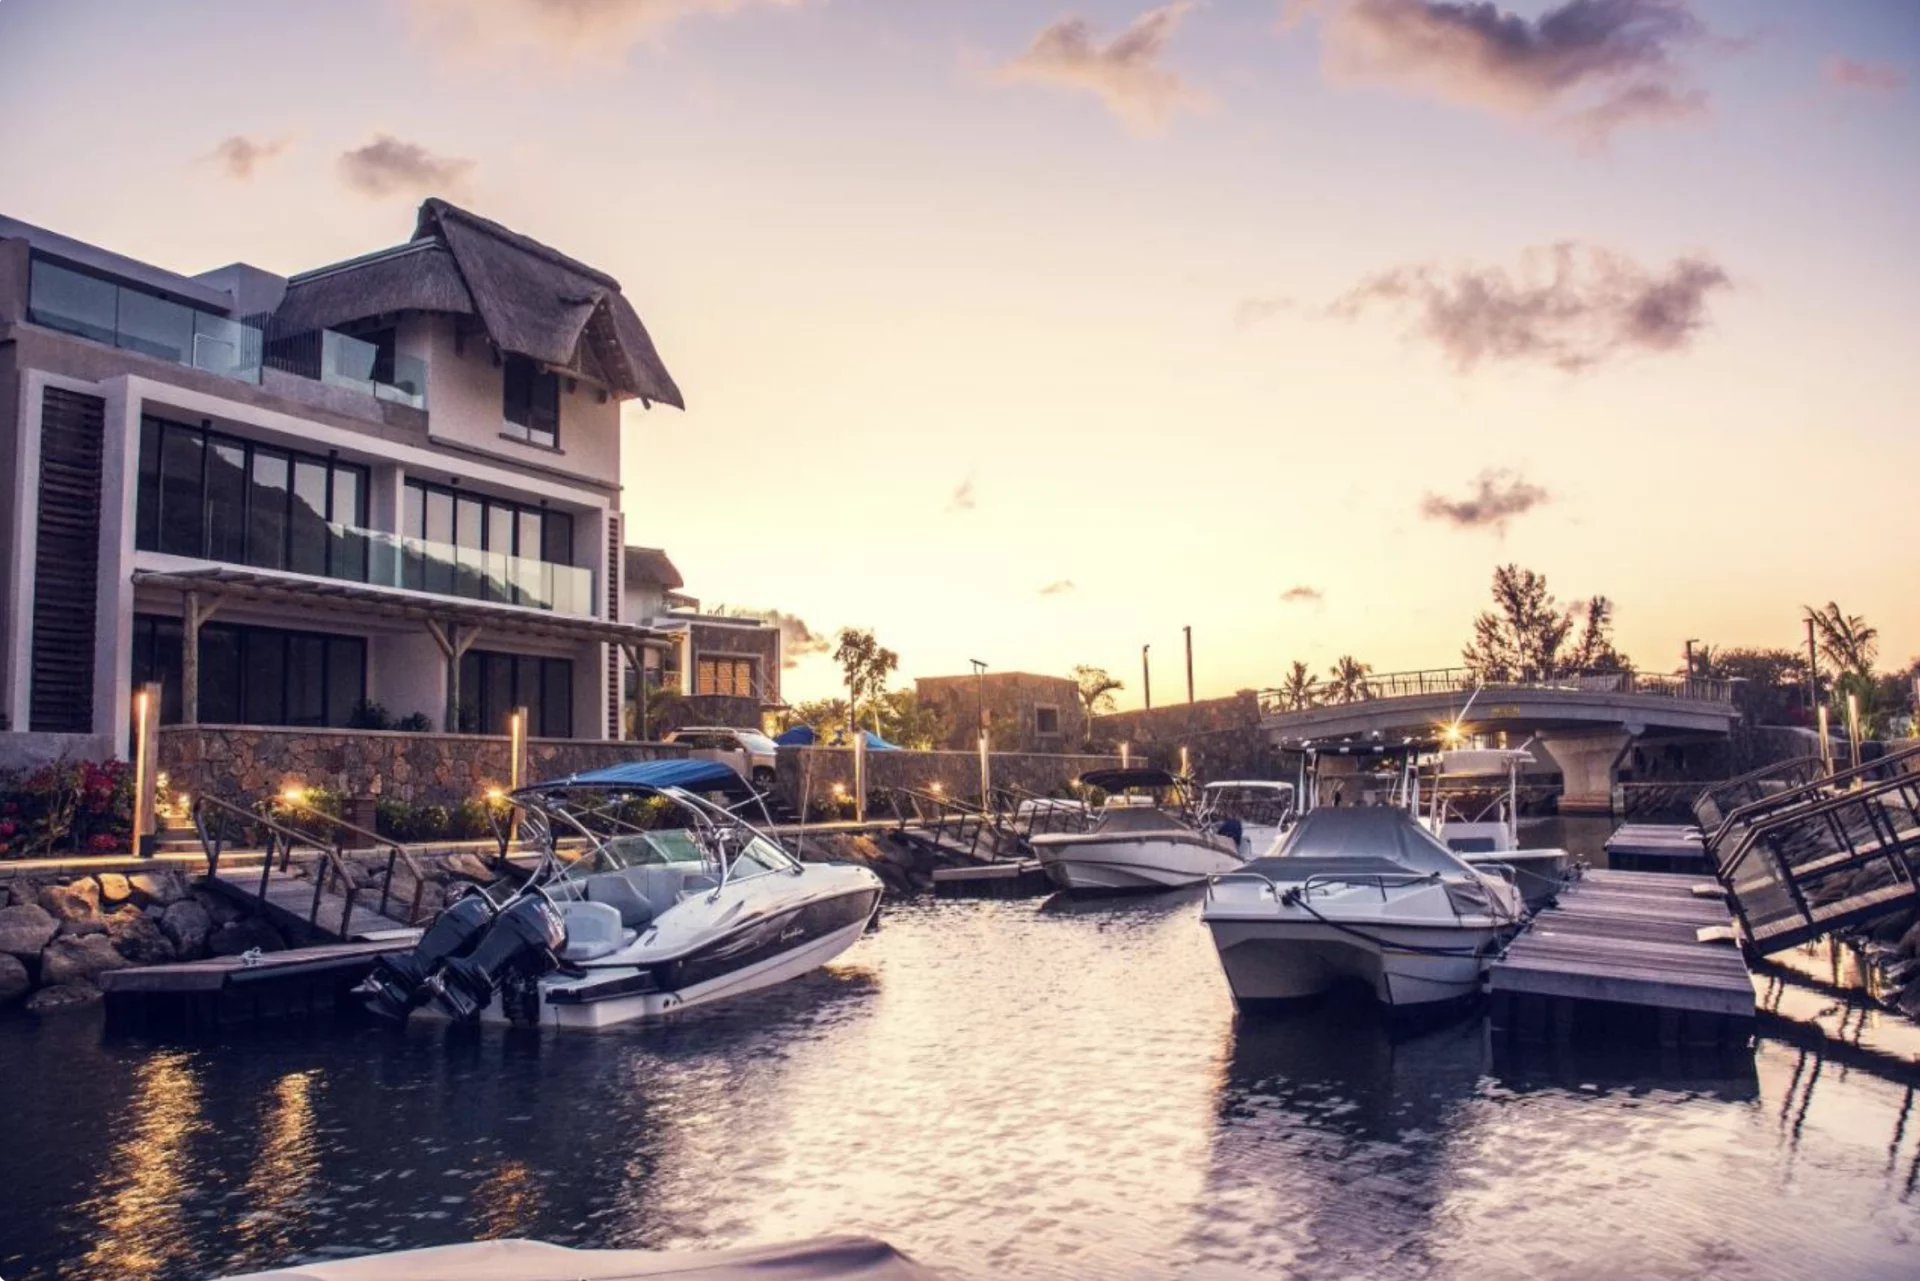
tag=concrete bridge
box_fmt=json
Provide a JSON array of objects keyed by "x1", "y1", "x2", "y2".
[{"x1": 1260, "y1": 668, "x2": 1742, "y2": 813}]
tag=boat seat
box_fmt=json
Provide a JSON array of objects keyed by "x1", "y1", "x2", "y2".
[
  {"x1": 558, "y1": 899, "x2": 636, "y2": 962},
  {"x1": 586, "y1": 874, "x2": 658, "y2": 929}
]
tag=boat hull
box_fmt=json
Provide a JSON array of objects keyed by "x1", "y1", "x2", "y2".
[
  {"x1": 1032, "y1": 836, "x2": 1241, "y2": 892},
  {"x1": 1206, "y1": 917, "x2": 1508, "y2": 1010}
]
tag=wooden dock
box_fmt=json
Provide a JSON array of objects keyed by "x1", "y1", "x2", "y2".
[
  {"x1": 932, "y1": 859, "x2": 1050, "y2": 898},
  {"x1": 208, "y1": 866, "x2": 416, "y2": 943},
  {"x1": 1604, "y1": 822, "x2": 1712, "y2": 874},
  {"x1": 1489, "y1": 868, "x2": 1753, "y2": 1046},
  {"x1": 99, "y1": 935, "x2": 417, "y2": 1032}
]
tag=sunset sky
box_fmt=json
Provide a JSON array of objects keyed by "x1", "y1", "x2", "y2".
[{"x1": 2, "y1": 0, "x2": 1915, "y2": 706}]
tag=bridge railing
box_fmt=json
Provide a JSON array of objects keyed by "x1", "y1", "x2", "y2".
[{"x1": 1257, "y1": 667, "x2": 1736, "y2": 715}]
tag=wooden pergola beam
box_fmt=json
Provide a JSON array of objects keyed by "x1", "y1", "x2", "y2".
[
  {"x1": 425, "y1": 618, "x2": 483, "y2": 732},
  {"x1": 180, "y1": 589, "x2": 223, "y2": 726}
]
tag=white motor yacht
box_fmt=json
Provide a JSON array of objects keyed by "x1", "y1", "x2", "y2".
[
  {"x1": 1196, "y1": 779, "x2": 1298, "y2": 859},
  {"x1": 1203, "y1": 805, "x2": 1525, "y2": 1011},
  {"x1": 1030, "y1": 768, "x2": 1244, "y2": 892},
  {"x1": 1425, "y1": 747, "x2": 1575, "y2": 909},
  {"x1": 360, "y1": 760, "x2": 883, "y2": 1030}
]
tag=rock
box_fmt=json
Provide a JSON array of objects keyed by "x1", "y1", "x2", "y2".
[
  {"x1": 107, "y1": 910, "x2": 177, "y2": 965},
  {"x1": 0, "y1": 904, "x2": 60, "y2": 959},
  {"x1": 1899, "y1": 982, "x2": 1920, "y2": 1021},
  {"x1": 191, "y1": 888, "x2": 241, "y2": 926},
  {"x1": 40, "y1": 934, "x2": 132, "y2": 986},
  {"x1": 26, "y1": 982, "x2": 102, "y2": 1014},
  {"x1": 38, "y1": 880, "x2": 104, "y2": 933},
  {"x1": 3, "y1": 878, "x2": 41, "y2": 909},
  {"x1": 442, "y1": 853, "x2": 495, "y2": 883},
  {"x1": 158, "y1": 900, "x2": 213, "y2": 959},
  {"x1": 95, "y1": 873, "x2": 133, "y2": 906},
  {"x1": 1898, "y1": 916, "x2": 1920, "y2": 960},
  {"x1": 0, "y1": 954, "x2": 29, "y2": 1005},
  {"x1": 208, "y1": 918, "x2": 287, "y2": 957},
  {"x1": 1869, "y1": 912, "x2": 1912, "y2": 944},
  {"x1": 128, "y1": 870, "x2": 190, "y2": 907}
]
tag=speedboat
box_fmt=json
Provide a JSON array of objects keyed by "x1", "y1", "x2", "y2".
[
  {"x1": 1203, "y1": 805, "x2": 1525, "y2": 1011},
  {"x1": 1030, "y1": 767, "x2": 1244, "y2": 892},
  {"x1": 1196, "y1": 779, "x2": 1297, "y2": 859},
  {"x1": 359, "y1": 759, "x2": 884, "y2": 1030},
  {"x1": 1424, "y1": 747, "x2": 1574, "y2": 910}
]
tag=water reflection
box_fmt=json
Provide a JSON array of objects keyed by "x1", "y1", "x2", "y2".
[
  {"x1": 77, "y1": 1052, "x2": 205, "y2": 1281},
  {"x1": 233, "y1": 1073, "x2": 319, "y2": 1259}
]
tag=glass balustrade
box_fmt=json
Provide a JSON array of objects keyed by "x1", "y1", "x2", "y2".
[
  {"x1": 323, "y1": 524, "x2": 594, "y2": 617},
  {"x1": 29, "y1": 257, "x2": 263, "y2": 383}
]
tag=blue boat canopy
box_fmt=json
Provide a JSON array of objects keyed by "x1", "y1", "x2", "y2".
[
  {"x1": 774, "y1": 725, "x2": 817, "y2": 746},
  {"x1": 540, "y1": 758, "x2": 751, "y2": 793}
]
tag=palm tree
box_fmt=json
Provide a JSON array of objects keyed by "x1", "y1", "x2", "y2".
[
  {"x1": 1278, "y1": 660, "x2": 1320, "y2": 711},
  {"x1": 1805, "y1": 602, "x2": 1879, "y2": 678},
  {"x1": 1328, "y1": 655, "x2": 1374, "y2": 704}
]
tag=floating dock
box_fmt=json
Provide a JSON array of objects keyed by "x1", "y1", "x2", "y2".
[
  {"x1": 932, "y1": 859, "x2": 1050, "y2": 898},
  {"x1": 99, "y1": 935, "x2": 416, "y2": 1032},
  {"x1": 1604, "y1": 822, "x2": 1712, "y2": 874},
  {"x1": 1489, "y1": 868, "x2": 1753, "y2": 1047}
]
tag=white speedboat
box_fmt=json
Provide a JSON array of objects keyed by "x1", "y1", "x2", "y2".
[
  {"x1": 360, "y1": 760, "x2": 883, "y2": 1030},
  {"x1": 1030, "y1": 768, "x2": 1243, "y2": 892},
  {"x1": 1197, "y1": 779, "x2": 1297, "y2": 859},
  {"x1": 1425, "y1": 747, "x2": 1574, "y2": 910},
  {"x1": 1203, "y1": 805, "x2": 1524, "y2": 1011}
]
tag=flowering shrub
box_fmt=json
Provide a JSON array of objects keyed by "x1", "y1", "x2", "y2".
[{"x1": 0, "y1": 758, "x2": 134, "y2": 858}]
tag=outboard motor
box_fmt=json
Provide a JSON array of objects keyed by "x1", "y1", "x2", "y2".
[
  {"x1": 360, "y1": 892, "x2": 497, "y2": 1023},
  {"x1": 431, "y1": 893, "x2": 567, "y2": 1025}
]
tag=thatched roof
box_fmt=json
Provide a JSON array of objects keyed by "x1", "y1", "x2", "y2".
[
  {"x1": 272, "y1": 198, "x2": 683, "y2": 409},
  {"x1": 624, "y1": 545, "x2": 685, "y2": 591}
]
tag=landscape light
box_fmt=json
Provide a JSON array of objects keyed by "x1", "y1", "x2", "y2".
[{"x1": 281, "y1": 785, "x2": 306, "y2": 803}]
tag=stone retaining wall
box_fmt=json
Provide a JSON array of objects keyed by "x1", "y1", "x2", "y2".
[
  {"x1": 1088, "y1": 691, "x2": 1276, "y2": 780},
  {"x1": 158, "y1": 726, "x2": 696, "y2": 807},
  {"x1": 773, "y1": 747, "x2": 1123, "y2": 816}
]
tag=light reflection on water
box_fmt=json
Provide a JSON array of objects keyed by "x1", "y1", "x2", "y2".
[{"x1": 1, "y1": 888, "x2": 1918, "y2": 1281}]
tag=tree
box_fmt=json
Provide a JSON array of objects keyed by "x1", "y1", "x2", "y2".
[
  {"x1": 787, "y1": 697, "x2": 850, "y2": 739},
  {"x1": 1277, "y1": 660, "x2": 1320, "y2": 711},
  {"x1": 833, "y1": 627, "x2": 899, "y2": 734},
  {"x1": 872, "y1": 689, "x2": 951, "y2": 750},
  {"x1": 1072, "y1": 665, "x2": 1124, "y2": 724},
  {"x1": 1327, "y1": 655, "x2": 1374, "y2": 704},
  {"x1": 1701, "y1": 646, "x2": 1812, "y2": 725},
  {"x1": 1462, "y1": 564, "x2": 1628, "y2": 680},
  {"x1": 1805, "y1": 602, "x2": 1879, "y2": 679}
]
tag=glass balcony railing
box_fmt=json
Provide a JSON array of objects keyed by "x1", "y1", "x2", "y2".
[
  {"x1": 322, "y1": 524, "x2": 595, "y2": 617},
  {"x1": 263, "y1": 329, "x2": 428, "y2": 409},
  {"x1": 28, "y1": 256, "x2": 263, "y2": 383}
]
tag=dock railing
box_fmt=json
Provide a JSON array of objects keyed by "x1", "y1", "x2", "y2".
[
  {"x1": 192, "y1": 795, "x2": 373, "y2": 941},
  {"x1": 1258, "y1": 667, "x2": 1737, "y2": 715},
  {"x1": 269, "y1": 800, "x2": 442, "y2": 929},
  {"x1": 1699, "y1": 743, "x2": 1920, "y2": 865}
]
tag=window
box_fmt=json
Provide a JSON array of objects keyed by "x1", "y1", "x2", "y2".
[
  {"x1": 131, "y1": 614, "x2": 365, "y2": 727},
  {"x1": 1035, "y1": 705, "x2": 1062, "y2": 737},
  {"x1": 134, "y1": 416, "x2": 369, "y2": 578},
  {"x1": 458, "y1": 650, "x2": 573, "y2": 738},
  {"x1": 696, "y1": 656, "x2": 757, "y2": 699},
  {"x1": 402, "y1": 479, "x2": 574, "y2": 607},
  {"x1": 28, "y1": 255, "x2": 262, "y2": 383},
  {"x1": 502, "y1": 354, "x2": 560, "y2": 448}
]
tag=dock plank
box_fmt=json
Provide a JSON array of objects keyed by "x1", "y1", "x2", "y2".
[{"x1": 209, "y1": 867, "x2": 414, "y2": 942}]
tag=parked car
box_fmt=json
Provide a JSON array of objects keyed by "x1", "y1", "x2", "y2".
[{"x1": 662, "y1": 726, "x2": 781, "y2": 788}]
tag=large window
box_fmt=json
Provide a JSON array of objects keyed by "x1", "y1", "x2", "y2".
[
  {"x1": 402, "y1": 479, "x2": 573, "y2": 605},
  {"x1": 135, "y1": 416, "x2": 369, "y2": 579},
  {"x1": 131, "y1": 614, "x2": 365, "y2": 727},
  {"x1": 502, "y1": 354, "x2": 560, "y2": 448},
  {"x1": 28, "y1": 255, "x2": 263, "y2": 383},
  {"x1": 696, "y1": 656, "x2": 758, "y2": 699},
  {"x1": 458, "y1": 650, "x2": 573, "y2": 738}
]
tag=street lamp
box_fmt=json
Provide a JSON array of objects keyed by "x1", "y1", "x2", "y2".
[
  {"x1": 1683, "y1": 638, "x2": 1700, "y2": 679},
  {"x1": 1142, "y1": 644, "x2": 1152, "y2": 711},
  {"x1": 969, "y1": 658, "x2": 987, "y2": 739}
]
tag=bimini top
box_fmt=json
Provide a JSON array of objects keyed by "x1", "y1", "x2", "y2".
[
  {"x1": 774, "y1": 725, "x2": 817, "y2": 746},
  {"x1": 1274, "y1": 806, "x2": 1471, "y2": 878},
  {"x1": 539, "y1": 758, "x2": 750, "y2": 794},
  {"x1": 1080, "y1": 767, "x2": 1181, "y2": 793}
]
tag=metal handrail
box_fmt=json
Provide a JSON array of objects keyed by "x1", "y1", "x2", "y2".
[
  {"x1": 274, "y1": 798, "x2": 440, "y2": 927},
  {"x1": 192, "y1": 794, "x2": 367, "y2": 940},
  {"x1": 1258, "y1": 667, "x2": 1737, "y2": 714},
  {"x1": 1706, "y1": 743, "x2": 1920, "y2": 857},
  {"x1": 1717, "y1": 769, "x2": 1920, "y2": 883}
]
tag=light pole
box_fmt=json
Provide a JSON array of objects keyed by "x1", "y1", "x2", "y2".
[
  {"x1": 969, "y1": 658, "x2": 987, "y2": 740},
  {"x1": 1184, "y1": 625, "x2": 1194, "y2": 704},
  {"x1": 1805, "y1": 617, "x2": 1819, "y2": 720},
  {"x1": 1684, "y1": 638, "x2": 1699, "y2": 679},
  {"x1": 1142, "y1": 644, "x2": 1152, "y2": 711}
]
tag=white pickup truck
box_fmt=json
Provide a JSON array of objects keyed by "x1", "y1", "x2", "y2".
[{"x1": 661, "y1": 726, "x2": 781, "y2": 789}]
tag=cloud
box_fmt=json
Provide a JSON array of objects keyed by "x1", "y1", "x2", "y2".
[
  {"x1": 1039, "y1": 579, "x2": 1077, "y2": 596},
  {"x1": 405, "y1": 0, "x2": 802, "y2": 66},
  {"x1": 1328, "y1": 242, "x2": 1730, "y2": 372},
  {"x1": 948, "y1": 477, "x2": 977, "y2": 512},
  {"x1": 1420, "y1": 469, "x2": 1550, "y2": 532},
  {"x1": 1234, "y1": 294, "x2": 1296, "y2": 328},
  {"x1": 206, "y1": 135, "x2": 290, "y2": 180},
  {"x1": 1824, "y1": 56, "x2": 1907, "y2": 97},
  {"x1": 999, "y1": 3, "x2": 1207, "y2": 133},
  {"x1": 713, "y1": 606, "x2": 829, "y2": 668},
  {"x1": 1286, "y1": 0, "x2": 1711, "y2": 146},
  {"x1": 337, "y1": 135, "x2": 475, "y2": 199},
  {"x1": 1280, "y1": 585, "x2": 1324, "y2": 604}
]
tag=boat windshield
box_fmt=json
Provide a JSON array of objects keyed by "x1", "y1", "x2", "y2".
[
  {"x1": 564, "y1": 829, "x2": 711, "y2": 880},
  {"x1": 725, "y1": 832, "x2": 799, "y2": 880},
  {"x1": 1202, "y1": 783, "x2": 1294, "y2": 823}
]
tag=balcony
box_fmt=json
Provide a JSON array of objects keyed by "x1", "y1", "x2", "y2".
[
  {"x1": 28, "y1": 256, "x2": 263, "y2": 382},
  {"x1": 264, "y1": 328, "x2": 427, "y2": 410},
  {"x1": 341, "y1": 525, "x2": 595, "y2": 617}
]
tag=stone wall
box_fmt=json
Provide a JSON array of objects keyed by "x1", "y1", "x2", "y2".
[
  {"x1": 774, "y1": 746, "x2": 1122, "y2": 815},
  {"x1": 1088, "y1": 691, "x2": 1277, "y2": 780},
  {"x1": 158, "y1": 726, "x2": 695, "y2": 807},
  {"x1": 915, "y1": 673, "x2": 1088, "y2": 753}
]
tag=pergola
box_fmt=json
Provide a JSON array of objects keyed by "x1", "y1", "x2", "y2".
[{"x1": 131, "y1": 566, "x2": 679, "y2": 738}]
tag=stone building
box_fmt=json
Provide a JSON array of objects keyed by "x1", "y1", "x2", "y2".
[
  {"x1": 620, "y1": 546, "x2": 781, "y2": 733},
  {"x1": 915, "y1": 671, "x2": 1086, "y2": 753}
]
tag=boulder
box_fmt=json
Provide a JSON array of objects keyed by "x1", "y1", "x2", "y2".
[
  {"x1": 40, "y1": 934, "x2": 132, "y2": 986},
  {"x1": 0, "y1": 953, "x2": 29, "y2": 1005},
  {"x1": 107, "y1": 910, "x2": 177, "y2": 965},
  {"x1": 191, "y1": 888, "x2": 242, "y2": 926},
  {"x1": 95, "y1": 872, "x2": 133, "y2": 906},
  {"x1": 159, "y1": 899, "x2": 213, "y2": 959},
  {"x1": 208, "y1": 918, "x2": 287, "y2": 957},
  {"x1": 1899, "y1": 981, "x2": 1920, "y2": 1021},
  {"x1": 0, "y1": 904, "x2": 60, "y2": 959},
  {"x1": 440, "y1": 852, "x2": 495, "y2": 883},
  {"x1": 3, "y1": 878, "x2": 41, "y2": 909},
  {"x1": 1898, "y1": 916, "x2": 1920, "y2": 960},
  {"x1": 39, "y1": 881, "x2": 105, "y2": 934},
  {"x1": 26, "y1": 982, "x2": 102, "y2": 1014},
  {"x1": 128, "y1": 870, "x2": 190, "y2": 907}
]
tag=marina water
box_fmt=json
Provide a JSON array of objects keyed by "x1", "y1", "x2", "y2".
[{"x1": 3, "y1": 819, "x2": 1918, "y2": 1281}]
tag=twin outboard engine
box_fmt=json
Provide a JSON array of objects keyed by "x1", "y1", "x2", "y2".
[
  {"x1": 432, "y1": 893, "x2": 567, "y2": 1025},
  {"x1": 360, "y1": 892, "x2": 497, "y2": 1023}
]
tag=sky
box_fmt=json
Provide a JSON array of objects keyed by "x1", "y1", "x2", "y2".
[{"x1": 1, "y1": 0, "x2": 1916, "y2": 707}]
